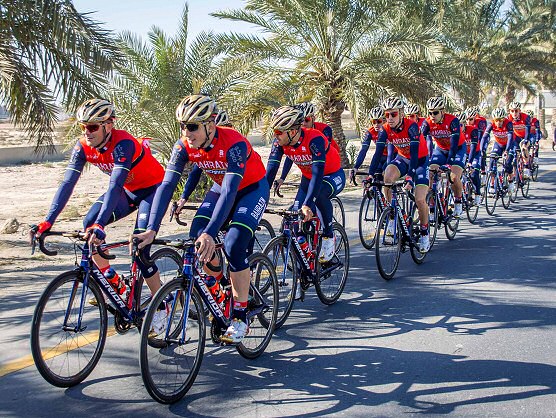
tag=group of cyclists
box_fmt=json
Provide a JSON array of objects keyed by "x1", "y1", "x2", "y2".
[{"x1": 31, "y1": 93, "x2": 544, "y2": 347}]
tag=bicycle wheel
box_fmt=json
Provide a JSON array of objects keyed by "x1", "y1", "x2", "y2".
[
  {"x1": 263, "y1": 235, "x2": 298, "y2": 329},
  {"x1": 253, "y1": 218, "x2": 276, "y2": 253},
  {"x1": 409, "y1": 204, "x2": 426, "y2": 264},
  {"x1": 444, "y1": 188, "x2": 459, "y2": 240},
  {"x1": 31, "y1": 270, "x2": 107, "y2": 387},
  {"x1": 375, "y1": 207, "x2": 401, "y2": 280},
  {"x1": 501, "y1": 176, "x2": 511, "y2": 209},
  {"x1": 531, "y1": 163, "x2": 539, "y2": 181},
  {"x1": 358, "y1": 191, "x2": 379, "y2": 250},
  {"x1": 138, "y1": 247, "x2": 182, "y2": 311},
  {"x1": 140, "y1": 281, "x2": 205, "y2": 404},
  {"x1": 426, "y1": 190, "x2": 439, "y2": 249},
  {"x1": 484, "y1": 172, "x2": 498, "y2": 216},
  {"x1": 331, "y1": 196, "x2": 345, "y2": 227},
  {"x1": 510, "y1": 165, "x2": 520, "y2": 203},
  {"x1": 237, "y1": 253, "x2": 278, "y2": 359},
  {"x1": 465, "y1": 186, "x2": 479, "y2": 224},
  {"x1": 521, "y1": 177, "x2": 531, "y2": 198},
  {"x1": 315, "y1": 222, "x2": 350, "y2": 305}
]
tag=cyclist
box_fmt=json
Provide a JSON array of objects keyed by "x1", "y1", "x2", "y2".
[
  {"x1": 526, "y1": 109, "x2": 541, "y2": 165},
  {"x1": 134, "y1": 95, "x2": 269, "y2": 344},
  {"x1": 507, "y1": 101, "x2": 531, "y2": 178},
  {"x1": 481, "y1": 107, "x2": 515, "y2": 194},
  {"x1": 266, "y1": 105, "x2": 345, "y2": 263},
  {"x1": 421, "y1": 96, "x2": 466, "y2": 218},
  {"x1": 275, "y1": 102, "x2": 341, "y2": 192},
  {"x1": 462, "y1": 108, "x2": 482, "y2": 205},
  {"x1": 367, "y1": 97, "x2": 431, "y2": 253},
  {"x1": 405, "y1": 103, "x2": 426, "y2": 128},
  {"x1": 350, "y1": 106, "x2": 393, "y2": 181}
]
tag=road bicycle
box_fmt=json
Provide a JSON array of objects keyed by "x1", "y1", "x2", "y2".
[
  {"x1": 139, "y1": 238, "x2": 278, "y2": 403},
  {"x1": 484, "y1": 155, "x2": 512, "y2": 215},
  {"x1": 427, "y1": 165, "x2": 459, "y2": 245},
  {"x1": 461, "y1": 166, "x2": 480, "y2": 224},
  {"x1": 29, "y1": 230, "x2": 177, "y2": 387},
  {"x1": 262, "y1": 208, "x2": 349, "y2": 328}
]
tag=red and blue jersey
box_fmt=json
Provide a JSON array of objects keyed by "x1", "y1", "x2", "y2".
[
  {"x1": 508, "y1": 112, "x2": 530, "y2": 139},
  {"x1": 313, "y1": 121, "x2": 341, "y2": 154},
  {"x1": 462, "y1": 123, "x2": 479, "y2": 155},
  {"x1": 484, "y1": 118, "x2": 514, "y2": 147},
  {"x1": 422, "y1": 113, "x2": 464, "y2": 150},
  {"x1": 383, "y1": 119, "x2": 428, "y2": 159}
]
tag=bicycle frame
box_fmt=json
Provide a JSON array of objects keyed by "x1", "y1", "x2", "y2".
[{"x1": 386, "y1": 183, "x2": 415, "y2": 245}]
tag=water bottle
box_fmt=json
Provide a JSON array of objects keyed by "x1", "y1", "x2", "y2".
[
  {"x1": 204, "y1": 275, "x2": 224, "y2": 303},
  {"x1": 297, "y1": 236, "x2": 310, "y2": 257},
  {"x1": 105, "y1": 267, "x2": 126, "y2": 295}
]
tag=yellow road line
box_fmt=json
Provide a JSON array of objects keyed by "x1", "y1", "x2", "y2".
[{"x1": 0, "y1": 328, "x2": 117, "y2": 378}]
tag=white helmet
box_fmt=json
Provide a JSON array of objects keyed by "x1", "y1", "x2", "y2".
[
  {"x1": 270, "y1": 106, "x2": 303, "y2": 131},
  {"x1": 381, "y1": 97, "x2": 404, "y2": 111},
  {"x1": 526, "y1": 109, "x2": 534, "y2": 117},
  {"x1": 508, "y1": 101, "x2": 521, "y2": 110},
  {"x1": 465, "y1": 107, "x2": 478, "y2": 118},
  {"x1": 175, "y1": 95, "x2": 217, "y2": 123},
  {"x1": 215, "y1": 109, "x2": 230, "y2": 126},
  {"x1": 426, "y1": 96, "x2": 446, "y2": 111},
  {"x1": 298, "y1": 102, "x2": 316, "y2": 118},
  {"x1": 369, "y1": 106, "x2": 384, "y2": 120},
  {"x1": 491, "y1": 107, "x2": 507, "y2": 119},
  {"x1": 405, "y1": 103, "x2": 420, "y2": 115},
  {"x1": 76, "y1": 99, "x2": 115, "y2": 123}
]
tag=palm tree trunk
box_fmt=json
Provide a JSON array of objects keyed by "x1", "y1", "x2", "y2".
[
  {"x1": 323, "y1": 99, "x2": 350, "y2": 167},
  {"x1": 504, "y1": 85, "x2": 516, "y2": 105}
]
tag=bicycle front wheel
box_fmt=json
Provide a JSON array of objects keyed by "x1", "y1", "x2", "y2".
[
  {"x1": 330, "y1": 196, "x2": 345, "y2": 227},
  {"x1": 30, "y1": 270, "x2": 107, "y2": 387},
  {"x1": 501, "y1": 176, "x2": 511, "y2": 209},
  {"x1": 444, "y1": 188, "x2": 459, "y2": 240},
  {"x1": 237, "y1": 253, "x2": 278, "y2": 359},
  {"x1": 484, "y1": 172, "x2": 498, "y2": 216},
  {"x1": 315, "y1": 222, "x2": 350, "y2": 305},
  {"x1": 263, "y1": 235, "x2": 298, "y2": 329},
  {"x1": 409, "y1": 204, "x2": 427, "y2": 264},
  {"x1": 375, "y1": 207, "x2": 401, "y2": 280},
  {"x1": 140, "y1": 281, "x2": 206, "y2": 404},
  {"x1": 465, "y1": 186, "x2": 479, "y2": 224},
  {"x1": 138, "y1": 247, "x2": 182, "y2": 311},
  {"x1": 358, "y1": 192, "x2": 379, "y2": 250},
  {"x1": 426, "y1": 190, "x2": 439, "y2": 250},
  {"x1": 254, "y1": 218, "x2": 276, "y2": 253},
  {"x1": 521, "y1": 177, "x2": 531, "y2": 198}
]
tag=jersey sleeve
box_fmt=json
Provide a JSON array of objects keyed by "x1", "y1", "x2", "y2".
[
  {"x1": 447, "y1": 118, "x2": 461, "y2": 161},
  {"x1": 354, "y1": 131, "x2": 372, "y2": 170},
  {"x1": 303, "y1": 135, "x2": 326, "y2": 207},
  {"x1": 368, "y1": 129, "x2": 387, "y2": 175},
  {"x1": 265, "y1": 139, "x2": 284, "y2": 187},
  {"x1": 180, "y1": 164, "x2": 203, "y2": 201}
]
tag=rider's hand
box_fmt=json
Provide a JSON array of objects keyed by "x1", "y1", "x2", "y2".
[
  {"x1": 34, "y1": 221, "x2": 52, "y2": 237},
  {"x1": 132, "y1": 229, "x2": 157, "y2": 250},
  {"x1": 175, "y1": 198, "x2": 187, "y2": 215},
  {"x1": 274, "y1": 179, "x2": 284, "y2": 194},
  {"x1": 349, "y1": 168, "x2": 356, "y2": 182},
  {"x1": 301, "y1": 205, "x2": 313, "y2": 222},
  {"x1": 404, "y1": 176, "x2": 414, "y2": 191},
  {"x1": 195, "y1": 232, "x2": 215, "y2": 263},
  {"x1": 85, "y1": 223, "x2": 106, "y2": 246}
]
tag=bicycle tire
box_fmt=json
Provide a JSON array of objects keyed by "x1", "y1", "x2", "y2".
[
  {"x1": 140, "y1": 281, "x2": 206, "y2": 404},
  {"x1": 501, "y1": 176, "x2": 511, "y2": 209},
  {"x1": 254, "y1": 218, "x2": 276, "y2": 253},
  {"x1": 426, "y1": 190, "x2": 439, "y2": 249},
  {"x1": 444, "y1": 187, "x2": 459, "y2": 240},
  {"x1": 262, "y1": 235, "x2": 298, "y2": 329},
  {"x1": 237, "y1": 253, "x2": 278, "y2": 359},
  {"x1": 510, "y1": 163, "x2": 520, "y2": 203},
  {"x1": 331, "y1": 196, "x2": 346, "y2": 227},
  {"x1": 484, "y1": 172, "x2": 498, "y2": 216},
  {"x1": 31, "y1": 270, "x2": 107, "y2": 387},
  {"x1": 409, "y1": 204, "x2": 427, "y2": 264},
  {"x1": 315, "y1": 222, "x2": 350, "y2": 305},
  {"x1": 465, "y1": 185, "x2": 479, "y2": 224},
  {"x1": 375, "y1": 207, "x2": 401, "y2": 280},
  {"x1": 358, "y1": 191, "x2": 379, "y2": 250},
  {"x1": 521, "y1": 177, "x2": 531, "y2": 198},
  {"x1": 531, "y1": 164, "x2": 539, "y2": 181}
]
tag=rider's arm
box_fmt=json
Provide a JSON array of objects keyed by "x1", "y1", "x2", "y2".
[
  {"x1": 468, "y1": 128, "x2": 479, "y2": 162},
  {"x1": 408, "y1": 122, "x2": 421, "y2": 174},
  {"x1": 303, "y1": 136, "x2": 326, "y2": 207},
  {"x1": 447, "y1": 117, "x2": 461, "y2": 162},
  {"x1": 505, "y1": 122, "x2": 514, "y2": 152},
  {"x1": 354, "y1": 131, "x2": 372, "y2": 170},
  {"x1": 420, "y1": 120, "x2": 433, "y2": 156},
  {"x1": 524, "y1": 115, "x2": 531, "y2": 140},
  {"x1": 477, "y1": 119, "x2": 487, "y2": 141},
  {"x1": 386, "y1": 143, "x2": 395, "y2": 165},
  {"x1": 279, "y1": 157, "x2": 293, "y2": 181},
  {"x1": 535, "y1": 120, "x2": 542, "y2": 140},
  {"x1": 180, "y1": 164, "x2": 203, "y2": 201},
  {"x1": 93, "y1": 139, "x2": 135, "y2": 227},
  {"x1": 44, "y1": 141, "x2": 87, "y2": 225},
  {"x1": 368, "y1": 129, "x2": 387, "y2": 175},
  {"x1": 265, "y1": 139, "x2": 284, "y2": 187},
  {"x1": 480, "y1": 123, "x2": 493, "y2": 152},
  {"x1": 203, "y1": 142, "x2": 247, "y2": 238},
  {"x1": 146, "y1": 140, "x2": 189, "y2": 232}
]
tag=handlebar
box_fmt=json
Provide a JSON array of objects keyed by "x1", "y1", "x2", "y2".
[{"x1": 30, "y1": 229, "x2": 86, "y2": 256}]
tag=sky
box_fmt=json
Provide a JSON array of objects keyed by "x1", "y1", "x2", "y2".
[{"x1": 72, "y1": 0, "x2": 260, "y2": 42}]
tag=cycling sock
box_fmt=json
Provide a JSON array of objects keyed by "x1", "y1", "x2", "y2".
[
  {"x1": 420, "y1": 224, "x2": 429, "y2": 236},
  {"x1": 233, "y1": 301, "x2": 248, "y2": 322}
]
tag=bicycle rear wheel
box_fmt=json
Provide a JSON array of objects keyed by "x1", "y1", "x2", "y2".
[
  {"x1": 237, "y1": 253, "x2": 278, "y2": 359},
  {"x1": 501, "y1": 176, "x2": 511, "y2": 209},
  {"x1": 31, "y1": 270, "x2": 107, "y2": 387},
  {"x1": 375, "y1": 207, "x2": 401, "y2": 280},
  {"x1": 358, "y1": 192, "x2": 379, "y2": 250},
  {"x1": 409, "y1": 204, "x2": 427, "y2": 264},
  {"x1": 521, "y1": 177, "x2": 531, "y2": 198},
  {"x1": 444, "y1": 188, "x2": 459, "y2": 240},
  {"x1": 465, "y1": 186, "x2": 479, "y2": 224},
  {"x1": 315, "y1": 222, "x2": 350, "y2": 304},
  {"x1": 254, "y1": 218, "x2": 276, "y2": 253},
  {"x1": 510, "y1": 165, "x2": 520, "y2": 203},
  {"x1": 138, "y1": 247, "x2": 182, "y2": 311},
  {"x1": 484, "y1": 173, "x2": 498, "y2": 216},
  {"x1": 331, "y1": 196, "x2": 345, "y2": 227},
  {"x1": 531, "y1": 163, "x2": 539, "y2": 181},
  {"x1": 140, "y1": 281, "x2": 205, "y2": 404},
  {"x1": 426, "y1": 190, "x2": 439, "y2": 249},
  {"x1": 263, "y1": 235, "x2": 298, "y2": 329}
]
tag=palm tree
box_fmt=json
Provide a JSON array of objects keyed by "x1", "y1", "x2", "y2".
[
  {"x1": 0, "y1": 0, "x2": 117, "y2": 151},
  {"x1": 212, "y1": 0, "x2": 445, "y2": 165}
]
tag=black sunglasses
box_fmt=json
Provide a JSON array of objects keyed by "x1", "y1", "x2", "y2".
[
  {"x1": 428, "y1": 110, "x2": 441, "y2": 116},
  {"x1": 180, "y1": 121, "x2": 208, "y2": 132}
]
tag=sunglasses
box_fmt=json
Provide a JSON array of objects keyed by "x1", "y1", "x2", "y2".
[
  {"x1": 304, "y1": 117, "x2": 312, "y2": 122},
  {"x1": 428, "y1": 110, "x2": 441, "y2": 116},
  {"x1": 180, "y1": 121, "x2": 208, "y2": 132},
  {"x1": 510, "y1": 109, "x2": 519, "y2": 112},
  {"x1": 384, "y1": 111, "x2": 398, "y2": 118},
  {"x1": 79, "y1": 123, "x2": 104, "y2": 133},
  {"x1": 408, "y1": 114, "x2": 417, "y2": 118},
  {"x1": 493, "y1": 118, "x2": 504, "y2": 122},
  {"x1": 274, "y1": 129, "x2": 285, "y2": 136},
  {"x1": 466, "y1": 117, "x2": 475, "y2": 122},
  {"x1": 371, "y1": 119, "x2": 383, "y2": 124}
]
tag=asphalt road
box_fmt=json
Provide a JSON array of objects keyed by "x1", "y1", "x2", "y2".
[{"x1": 1, "y1": 156, "x2": 555, "y2": 417}]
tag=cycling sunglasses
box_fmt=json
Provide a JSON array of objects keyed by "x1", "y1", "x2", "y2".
[
  {"x1": 180, "y1": 121, "x2": 208, "y2": 132},
  {"x1": 493, "y1": 118, "x2": 504, "y2": 122},
  {"x1": 408, "y1": 114, "x2": 418, "y2": 118},
  {"x1": 428, "y1": 110, "x2": 441, "y2": 116},
  {"x1": 274, "y1": 129, "x2": 285, "y2": 136},
  {"x1": 371, "y1": 119, "x2": 383, "y2": 124},
  {"x1": 304, "y1": 117, "x2": 312, "y2": 122},
  {"x1": 384, "y1": 111, "x2": 398, "y2": 118},
  {"x1": 78, "y1": 123, "x2": 104, "y2": 133}
]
